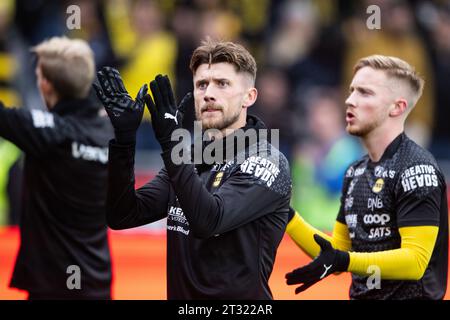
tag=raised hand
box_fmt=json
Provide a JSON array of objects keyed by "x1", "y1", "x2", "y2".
[
  {"x1": 93, "y1": 66, "x2": 147, "y2": 144},
  {"x1": 145, "y1": 74, "x2": 192, "y2": 150}
]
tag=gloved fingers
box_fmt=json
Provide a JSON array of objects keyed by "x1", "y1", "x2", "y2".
[
  {"x1": 113, "y1": 70, "x2": 129, "y2": 95},
  {"x1": 290, "y1": 261, "x2": 319, "y2": 276},
  {"x1": 286, "y1": 276, "x2": 305, "y2": 286},
  {"x1": 94, "y1": 80, "x2": 121, "y2": 118},
  {"x1": 102, "y1": 67, "x2": 128, "y2": 95},
  {"x1": 97, "y1": 70, "x2": 114, "y2": 98},
  {"x1": 314, "y1": 234, "x2": 333, "y2": 251},
  {"x1": 150, "y1": 79, "x2": 164, "y2": 111},
  {"x1": 93, "y1": 80, "x2": 109, "y2": 104},
  {"x1": 135, "y1": 84, "x2": 148, "y2": 105},
  {"x1": 177, "y1": 92, "x2": 193, "y2": 115},
  {"x1": 295, "y1": 282, "x2": 315, "y2": 294},
  {"x1": 144, "y1": 92, "x2": 155, "y2": 111},
  {"x1": 286, "y1": 273, "x2": 314, "y2": 285},
  {"x1": 145, "y1": 93, "x2": 159, "y2": 123},
  {"x1": 155, "y1": 74, "x2": 173, "y2": 112},
  {"x1": 285, "y1": 265, "x2": 316, "y2": 284},
  {"x1": 163, "y1": 75, "x2": 176, "y2": 108},
  {"x1": 288, "y1": 207, "x2": 296, "y2": 220}
]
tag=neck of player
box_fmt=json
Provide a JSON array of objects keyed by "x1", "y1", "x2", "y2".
[{"x1": 362, "y1": 125, "x2": 404, "y2": 162}]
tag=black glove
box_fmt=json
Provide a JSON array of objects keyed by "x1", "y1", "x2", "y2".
[
  {"x1": 93, "y1": 66, "x2": 147, "y2": 144},
  {"x1": 288, "y1": 206, "x2": 296, "y2": 221},
  {"x1": 285, "y1": 234, "x2": 349, "y2": 294},
  {"x1": 145, "y1": 74, "x2": 192, "y2": 151}
]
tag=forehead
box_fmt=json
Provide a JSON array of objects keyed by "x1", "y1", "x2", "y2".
[
  {"x1": 350, "y1": 66, "x2": 389, "y2": 88},
  {"x1": 193, "y1": 62, "x2": 240, "y2": 80}
]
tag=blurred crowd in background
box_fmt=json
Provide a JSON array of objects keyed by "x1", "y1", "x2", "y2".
[{"x1": 1, "y1": 0, "x2": 449, "y2": 230}]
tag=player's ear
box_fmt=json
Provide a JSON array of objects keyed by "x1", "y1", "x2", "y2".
[
  {"x1": 389, "y1": 98, "x2": 408, "y2": 117},
  {"x1": 243, "y1": 87, "x2": 257, "y2": 109},
  {"x1": 40, "y1": 77, "x2": 54, "y2": 93}
]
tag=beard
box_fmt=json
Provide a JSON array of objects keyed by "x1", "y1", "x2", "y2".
[
  {"x1": 346, "y1": 114, "x2": 385, "y2": 137},
  {"x1": 197, "y1": 105, "x2": 242, "y2": 131}
]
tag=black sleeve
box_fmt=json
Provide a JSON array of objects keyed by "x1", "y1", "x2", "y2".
[
  {"x1": 106, "y1": 141, "x2": 170, "y2": 230},
  {"x1": 162, "y1": 149, "x2": 291, "y2": 239},
  {"x1": 394, "y1": 164, "x2": 443, "y2": 227},
  {"x1": 0, "y1": 105, "x2": 75, "y2": 158}
]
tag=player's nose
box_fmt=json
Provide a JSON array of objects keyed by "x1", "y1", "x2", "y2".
[{"x1": 345, "y1": 93, "x2": 356, "y2": 108}]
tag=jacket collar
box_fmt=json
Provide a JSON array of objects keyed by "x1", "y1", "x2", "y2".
[
  {"x1": 193, "y1": 114, "x2": 269, "y2": 168},
  {"x1": 51, "y1": 94, "x2": 101, "y2": 117}
]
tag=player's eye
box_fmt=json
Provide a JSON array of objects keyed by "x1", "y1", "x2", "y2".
[
  {"x1": 197, "y1": 82, "x2": 208, "y2": 89},
  {"x1": 218, "y1": 80, "x2": 229, "y2": 88},
  {"x1": 358, "y1": 88, "x2": 370, "y2": 95}
]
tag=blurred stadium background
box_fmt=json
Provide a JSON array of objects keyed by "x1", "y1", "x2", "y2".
[{"x1": 0, "y1": 0, "x2": 449, "y2": 299}]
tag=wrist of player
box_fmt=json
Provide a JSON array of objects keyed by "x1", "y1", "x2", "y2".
[
  {"x1": 114, "y1": 128, "x2": 137, "y2": 145},
  {"x1": 152, "y1": 120, "x2": 183, "y2": 151},
  {"x1": 157, "y1": 129, "x2": 183, "y2": 151},
  {"x1": 317, "y1": 235, "x2": 350, "y2": 274},
  {"x1": 334, "y1": 249, "x2": 350, "y2": 272}
]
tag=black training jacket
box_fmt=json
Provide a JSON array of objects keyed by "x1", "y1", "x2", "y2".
[
  {"x1": 107, "y1": 115, "x2": 291, "y2": 299},
  {"x1": 0, "y1": 96, "x2": 113, "y2": 298}
]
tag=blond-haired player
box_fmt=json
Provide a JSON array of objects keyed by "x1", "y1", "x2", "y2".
[
  {"x1": 287, "y1": 55, "x2": 448, "y2": 300},
  {"x1": 0, "y1": 37, "x2": 113, "y2": 299}
]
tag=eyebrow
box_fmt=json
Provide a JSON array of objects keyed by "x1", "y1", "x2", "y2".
[
  {"x1": 195, "y1": 78, "x2": 231, "y2": 85},
  {"x1": 349, "y1": 85, "x2": 374, "y2": 93}
]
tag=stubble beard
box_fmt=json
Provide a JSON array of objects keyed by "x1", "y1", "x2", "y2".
[
  {"x1": 198, "y1": 108, "x2": 241, "y2": 131},
  {"x1": 346, "y1": 115, "x2": 384, "y2": 138}
]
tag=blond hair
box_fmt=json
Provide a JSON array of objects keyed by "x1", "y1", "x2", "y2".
[
  {"x1": 353, "y1": 55, "x2": 425, "y2": 107},
  {"x1": 189, "y1": 38, "x2": 257, "y2": 84},
  {"x1": 32, "y1": 36, "x2": 95, "y2": 99}
]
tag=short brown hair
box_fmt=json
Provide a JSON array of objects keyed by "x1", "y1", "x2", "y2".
[
  {"x1": 189, "y1": 39, "x2": 257, "y2": 84},
  {"x1": 353, "y1": 55, "x2": 424, "y2": 106},
  {"x1": 32, "y1": 36, "x2": 95, "y2": 99}
]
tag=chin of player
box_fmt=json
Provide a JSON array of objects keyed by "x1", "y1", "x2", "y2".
[{"x1": 201, "y1": 114, "x2": 224, "y2": 131}]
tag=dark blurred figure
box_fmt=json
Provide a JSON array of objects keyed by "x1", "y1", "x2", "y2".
[
  {"x1": 67, "y1": 0, "x2": 117, "y2": 69},
  {"x1": 424, "y1": 4, "x2": 450, "y2": 161},
  {"x1": 14, "y1": 0, "x2": 66, "y2": 45},
  {"x1": 253, "y1": 68, "x2": 296, "y2": 160},
  {"x1": 0, "y1": 37, "x2": 113, "y2": 299},
  {"x1": 268, "y1": 0, "x2": 345, "y2": 103},
  {"x1": 171, "y1": 4, "x2": 199, "y2": 131}
]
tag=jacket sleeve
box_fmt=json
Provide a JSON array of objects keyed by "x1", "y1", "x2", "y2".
[
  {"x1": 0, "y1": 105, "x2": 74, "y2": 158},
  {"x1": 162, "y1": 149, "x2": 291, "y2": 238},
  {"x1": 106, "y1": 141, "x2": 170, "y2": 230}
]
